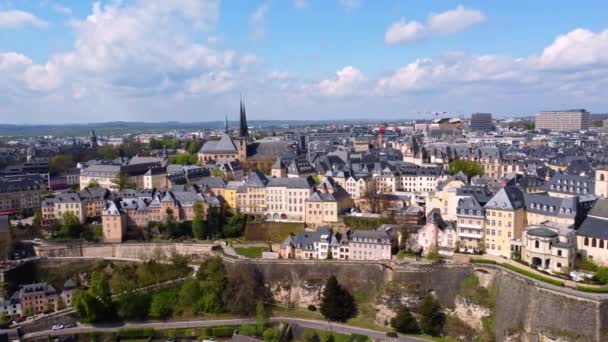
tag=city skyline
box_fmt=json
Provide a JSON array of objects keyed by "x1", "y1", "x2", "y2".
[{"x1": 1, "y1": 0, "x2": 608, "y2": 123}]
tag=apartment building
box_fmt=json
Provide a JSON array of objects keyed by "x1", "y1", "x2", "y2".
[
  {"x1": 417, "y1": 209, "x2": 457, "y2": 255},
  {"x1": 576, "y1": 199, "x2": 608, "y2": 265},
  {"x1": 305, "y1": 178, "x2": 352, "y2": 225},
  {"x1": 0, "y1": 175, "x2": 46, "y2": 215},
  {"x1": 349, "y1": 229, "x2": 392, "y2": 261},
  {"x1": 18, "y1": 283, "x2": 58, "y2": 314},
  {"x1": 237, "y1": 171, "x2": 269, "y2": 215},
  {"x1": 41, "y1": 192, "x2": 86, "y2": 225},
  {"x1": 521, "y1": 226, "x2": 575, "y2": 272},
  {"x1": 483, "y1": 187, "x2": 527, "y2": 258},
  {"x1": 265, "y1": 177, "x2": 315, "y2": 222}
]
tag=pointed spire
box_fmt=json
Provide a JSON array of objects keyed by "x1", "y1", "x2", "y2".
[
  {"x1": 225, "y1": 112, "x2": 229, "y2": 134},
  {"x1": 239, "y1": 94, "x2": 249, "y2": 138}
]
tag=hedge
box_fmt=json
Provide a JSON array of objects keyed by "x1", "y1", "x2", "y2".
[
  {"x1": 576, "y1": 285, "x2": 608, "y2": 293},
  {"x1": 117, "y1": 328, "x2": 156, "y2": 339},
  {"x1": 470, "y1": 258, "x2": 497, "y2": 265},
  {"x1": 501, "y1": 264, "x2": 565, "y2": 287},
  {"x1": 210, "y1": 326, "x2": 239, "y2": 337}
]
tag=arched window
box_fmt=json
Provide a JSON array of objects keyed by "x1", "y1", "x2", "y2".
[
  {"x1": 585, "y1": 237, "x2": 589, "y2": 246},
  {"x1": 534, "y1": 240, "x2": 540, "y2": 248},
  {"x1": 601, "y1": 174, "x2": 605, "y2": 181},
  {"x1": 592, "y1": 238, "x2": 597, "y2": 247}
]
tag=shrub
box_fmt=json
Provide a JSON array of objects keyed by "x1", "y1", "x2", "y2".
[
  {"x1": 308, "y1": 304, "x2": 317, "y2": 311},
  {"x1": 502, "y1": 264, "x2": 564, "y2": 287},
  {"x1": 117, "y1": 328, "x2": 156, "y2": 339},
  {"x1": 210, "y1": 326, "x2": 238, "y2": 337},
  {"x1": 470, "y1": 258, "x2": 497, "y2": 264},
  {"x1": 576, "y1": 285, "x2": 608, "y2": 293},
  {"x1": 390, "y1": 306, "x2": 419, "y2": 334}
]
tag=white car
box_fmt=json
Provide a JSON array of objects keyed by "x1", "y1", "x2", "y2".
[{"x1": 52, "y1": 325, "x2": 64, "y2": 330}]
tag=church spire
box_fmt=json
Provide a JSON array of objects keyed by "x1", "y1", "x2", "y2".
[
  {"x1": 224, "y1": 112, "x2": 229, "y2": 134},
  {"x1": 239, "y1": 94, "x2": 249, "y2": 138}
]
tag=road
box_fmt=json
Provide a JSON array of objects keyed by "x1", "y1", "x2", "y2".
[{"x1": 23, "y1": 317, "x2": 428, "y2": 342}]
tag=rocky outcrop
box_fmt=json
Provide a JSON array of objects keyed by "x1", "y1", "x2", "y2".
[
  {"x1": 451, "y1": 296, "x2": 491, "y2": 331},
  {"x1": 271, "y1": 279, "x2": 324, "y2": 307}
]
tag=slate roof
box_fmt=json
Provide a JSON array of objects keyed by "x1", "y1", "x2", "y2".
[
  {"x1": 426, "y1": 208, "x2": 455, "y2": 231},
  {"x1": 484, "y1": 186, "x2": 525, "y2": 210},
  {"x1": 349, "y1": 229, "x2": 391, "y2": 243},
  {"x1": 199, "y1": 134, "x2": 238, "y2": 154},
  {"x1": 545, "y1": 172, "x2": 594, "y2": 196},
  {"x1": 524, "y1": 193, "x2": 579, "y2": 218},
  {"x1": 245, "y1": 171, "x2": 269, "y2": 187},
  {"x1": 456, "y1": 185, "x2": 493, "y2": 205},
  {"x1": 577, "y1": 217, "x2": 608, "y2": 239},
  {"x1": 282, "y1": 227, "x2": 332, "y2": 250},
  {"x1": 457, "y1": 197, "x2": 484, "y2": 216},
  {"x1": 526, "y1": 227, "x2": 558, "y2": 238},
  {"x1": 267, "y1": 177, "x2": 315, "y2": 189},
  {"x1": 247, "y1": 140, "x2": 296, "y2": 161}
]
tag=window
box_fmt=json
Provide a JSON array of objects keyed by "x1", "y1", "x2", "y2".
[
  {"x1": 557, "y1": 250, "x2": 562, "y2": 256},
  {"x1": 535, "y1": 240, "x2": 539, "y2": 248},
  {"x1": 592, "y1": 238, "x2": 597, "y2": 247},
  {"x1": 601, "y1": 240, "x2": 605, "y2": 249}
]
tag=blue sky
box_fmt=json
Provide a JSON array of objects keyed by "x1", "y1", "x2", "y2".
[{"x1": 1, "y1": 0, "x2": 608, "y2": 123}]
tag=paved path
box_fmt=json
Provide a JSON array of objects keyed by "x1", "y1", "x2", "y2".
[{"x1": 23, "y1": 317, "x2": 427, "y2": 342}]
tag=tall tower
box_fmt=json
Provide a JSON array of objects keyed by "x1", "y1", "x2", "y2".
[
  {"x1": 239, "y1": 96, "x2": 249, "y2": 138},
  {"x1": 595, "y1": 167, "x2": 608, "y2": 198},
  {"x1": 90, "y1": 129, "x2": 98, "y2": 149},
  {"x1": 225, "y1": 112, "x2": 229, "y2": 134}
]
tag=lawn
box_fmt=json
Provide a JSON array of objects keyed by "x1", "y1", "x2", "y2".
[
  {"x1": 244, "y1": 221, "x2": 305, "y2": 242},
  {"x1": 235, "y1": 246, "x2": 269, "y2": 258}
]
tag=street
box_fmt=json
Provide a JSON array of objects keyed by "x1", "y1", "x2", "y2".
[{"x1": 23, "y1": 317, "x2": 428, "y2": 341}]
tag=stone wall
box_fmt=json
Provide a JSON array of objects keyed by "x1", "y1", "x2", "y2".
[
  {"x1": 29, "y1": 242, "x2": 608, "y2": 340},
  {"x1": 490, "y1": 268, "x2": 606, "y2": 342},
  {"x1": 33, "y1": 242, "x2": 217, "y2": 260}
]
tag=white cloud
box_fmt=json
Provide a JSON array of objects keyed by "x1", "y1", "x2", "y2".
[
  {"x1": 338, "y1": 0, "x2": 362, "y2": 11},
  {"x1": 52, "y1": 4, "x2": 73, "y2": 16},
  {"x1": 537, "y1": 28, "x2": 608, "y2": 69},
  {"x1": 0, "y1": 10, "x2": 47, "y2": 29},
  {"x1": 385, "y1": 6, "x2": 485, "y2": 45},
  {"x1": 293, "y1": 0, "x2": 309, "y2": 9},
  {"x1": 269, "y1": 70, "x2": 291, "y2": 80},
  {"x1": 318, "y1": 66, "x2": 365, "y2": 96},
  {"x1": 427, "y1": 5, "x2": 486, "y2": 34},
  {"x1": 186, "y1": 71, "x2": 234, "y2": 94},
  {"x1": 385, "y1": 19, "x2": 424, "y2": 44},
  {"x1": 250, "y1": 3, "x2": 268, "y2": 40}
]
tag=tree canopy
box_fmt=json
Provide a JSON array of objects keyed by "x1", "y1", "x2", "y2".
[
  {"x1": 319, "y1": 275, "x2": 357, "y2": 322},
  {"x1": 448, "y1": 159, "x2": 483, "y2": 179}
]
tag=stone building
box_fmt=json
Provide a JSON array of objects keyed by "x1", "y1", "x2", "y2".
[{"x1": 521, "y1": 226, "x2": 575, "y2": 272}]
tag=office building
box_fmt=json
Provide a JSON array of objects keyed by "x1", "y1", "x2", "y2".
[
  {"x1": 535, "y1": 109, "x2": 590, "y2": 131},
  {"x1": 470, "y1": 113, "x2": 493, "y2": 131}
]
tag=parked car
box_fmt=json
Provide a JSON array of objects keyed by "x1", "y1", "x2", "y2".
[
  {"x1": 386, "y1": 332, "x2": 398, "y2": 338},
  {"x1": 52, "y1": 325, "x2": 64, "y2": 330}
]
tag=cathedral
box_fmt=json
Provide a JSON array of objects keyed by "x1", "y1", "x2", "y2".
[{"x1": 197, "y1": 98, "x2": 299, "y2": 173}]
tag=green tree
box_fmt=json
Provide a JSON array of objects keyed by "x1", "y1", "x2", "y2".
[
  {"x1": 390, "y1": 306, "x2": 419, "y2": 334},
  {"x1": 195, "y1": 257, "x2": 227, "y2": 313},
  {"x1": 98, "y1": 146, "x2": 119, "y2": 160},
  {"x1": 0, "y1": 312, "x2": 9, "y2": 329},
  {"x1": 418, "y1": 294, "x2": 445, "y2": 337},
  {"x1": 111, "y1": 172, "x2": 135, "y2": 190},
  {"x1": 448, "y1": 159, "x2": 483, "y2": 180},
  {"x1": 49, "y1": 154, "x2": 75, "y2": 176},
  {"x1": 302, "y1": 330, "x2": 321, "y2": 342},
  {"x1": 319, "y1": 275, "x2": 357, "y2": 322},
  {"x1": 426, "y1": 247, "x2": 440, "y2": 262},
  {"x1": 149, "y1": 290, "x2": 177, "y2": 319},
  {"x1": 164, "y1": 207, "x2": 177, "y2": 238},
  {"x1": 256, "y1": 300, "x2": 267, "y2": 335},
  {"x1": 192, "y1": 201, "x2": 206, "y2": 240},
  {"x1": 211, "y1": 168, "x2": 227, "y2": 179},
  {"x1": 72, "y1": 290, "x2": 110, "y2": 323},
  {"x1": 109, "y1": 268, "x2": 137, "y2": 295},
  {"x1": 116, "y1": 291, "x2": 150, "y2": 320},
  {"x1": 33, "y1": 208, "x2": 42, "y2": 227},
  {"x1": 89, "y1": 271, "x2": 112, "y2": 306},
  {"x1": 59, "y1": 211, "x2": 82, "y2": 239},
  {"x1": 596, "y1": 267, "x2": 608, "y2": 284},
  {"x1": 87, "y1": 179, "x2": 100, "y2": 188},
  {"x1": 263, "y1": 327, "x2": 280, "y2": 342},
  {"x1": 222, "y1": 212, "x2": 246, "y2": 238},
  {"x1": 178, "y1": 278, "x2": 203, "y2": 312},
  {"x1": 185, "y1": 140, "x2": 202, "y2": 155}
]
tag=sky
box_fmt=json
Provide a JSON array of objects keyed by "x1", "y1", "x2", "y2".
[{"x1": 1, "y1": 1, "x2": 608, "y2": 124}]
